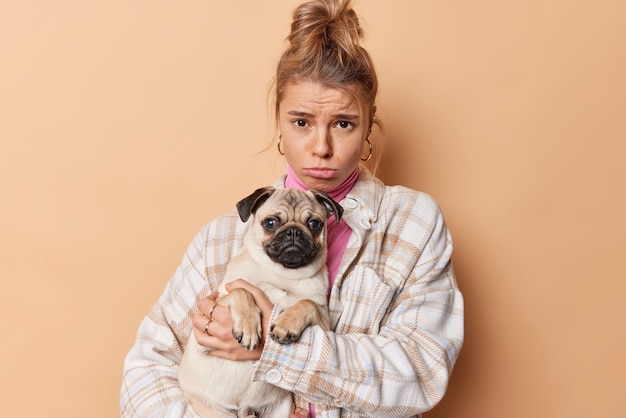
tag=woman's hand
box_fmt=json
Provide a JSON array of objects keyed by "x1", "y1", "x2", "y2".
[
  {"x1": 290, "y1": 407, "x2": 310, "y2": 417},
  {"x1": 192, "y1": 279, "x2": 274, "y2": 361}
]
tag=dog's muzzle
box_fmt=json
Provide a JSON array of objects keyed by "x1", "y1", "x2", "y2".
[{"x1": 264, "y1": 226, "x2": 320, "y2": 269}]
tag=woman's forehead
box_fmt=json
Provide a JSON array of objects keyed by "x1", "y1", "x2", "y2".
[{"x1": 280, "y1": 81, "x2": 364, "y2": 116}]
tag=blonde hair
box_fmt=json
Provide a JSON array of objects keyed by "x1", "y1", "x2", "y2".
[{"x1": 273, "y1": 0, "x2": 381, "y2": 151}]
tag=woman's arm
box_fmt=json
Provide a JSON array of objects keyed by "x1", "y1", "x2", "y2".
[{"x1": 120, "y1": 215, "x2": 242, "y2": 417}]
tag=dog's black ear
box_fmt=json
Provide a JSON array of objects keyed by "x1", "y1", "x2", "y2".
[
  {"x1": 311, "y1": 189, "x2": 344, "y2": 223},
  {"x1": 236, "y1": 187, "x2": 275, "y2": 222}
]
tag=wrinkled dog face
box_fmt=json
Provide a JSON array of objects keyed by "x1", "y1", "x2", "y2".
[
  {"x1": 237, "y1": 188, "x2": 343, "y2": 269},
  {"x1": 256, "y1": 191, "x2": 326, "y2": 268}
]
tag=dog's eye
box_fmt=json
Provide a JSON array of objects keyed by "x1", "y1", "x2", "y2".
[
  {"x1": 308, "y1": 219, "x2": 323, "y2": 232},
  {"x1": 262, "y1": 217, "x2": 279, "y2": 232}
]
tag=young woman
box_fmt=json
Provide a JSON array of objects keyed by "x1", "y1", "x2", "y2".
[{"x1": 121, "y1": 1, "x2": 464, "y2": 416}]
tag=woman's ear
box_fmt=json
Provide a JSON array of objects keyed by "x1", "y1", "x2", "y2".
[{"x1": 369, "y1": 105, "x2": 377, "y2": 133}]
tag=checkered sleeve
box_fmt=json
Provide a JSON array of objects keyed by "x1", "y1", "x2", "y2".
[{"x1": 120, "y1": 213, "x2": 242, "y2": 417}]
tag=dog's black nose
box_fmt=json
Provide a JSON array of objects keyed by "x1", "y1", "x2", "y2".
[{"x1": 285, "y1": 227, "x2": 302, "y2": 240}]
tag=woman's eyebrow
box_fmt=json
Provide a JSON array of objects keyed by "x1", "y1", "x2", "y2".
[
  {"x1": 286, "y1": 110, "x2": 360, "y2": 120},
  {"x1": 287, "y1": 110, "x2": 314, "y2": 117},
  {"x1": 335, "y1": 113, "x2": 360, "y2": 120}
]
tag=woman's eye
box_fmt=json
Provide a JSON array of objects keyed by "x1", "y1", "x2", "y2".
[
  {"x1": 294, "y1": 119, "x2": 307, "y2": 127},
  {"x1": 262, "y1": 218, "x2": 279, "y2": 232},
  {"x1": 337, "y1": 121, "x2": 352, "y2": 129},
  {"x1": 308, "y1": 219, "x2": 323, "y2": 232}
]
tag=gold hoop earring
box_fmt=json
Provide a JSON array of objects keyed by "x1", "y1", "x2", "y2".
[
  {"x1": 361, "y1": 138, "x2": 373, "y2": 161},
  {"x1": 277, "y1": 135, "x2": 285, "y2": 156}
]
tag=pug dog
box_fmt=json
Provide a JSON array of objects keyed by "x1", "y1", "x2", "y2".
[{"x1": 179, "y1": 187, "x2": 343, "y2": 418}]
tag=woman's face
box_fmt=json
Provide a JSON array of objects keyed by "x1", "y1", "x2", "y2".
[{"x1": 278, "y1": 81, "x2": 370, "y2": 191}]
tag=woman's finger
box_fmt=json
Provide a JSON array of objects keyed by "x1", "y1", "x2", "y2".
[
  {"x1": 290, "y1": 407, "x2": 310, "y2": 417},
  {"x1": 192, "y1": 310, "x2": 212, "y2": 334},
  {"x1": 193, "y1": 304, "x2": 233, "y2": 341},
  {"x1": 196, "y1": 293, "x2": 219, "y2": 316},
  {"x1": 194, "y1": 319, "x2": 264, "y2": 361}
]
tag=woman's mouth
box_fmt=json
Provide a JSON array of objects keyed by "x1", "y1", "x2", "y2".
[{"x1": 304, "y1": 167, "x2": 337, "y2": 179}]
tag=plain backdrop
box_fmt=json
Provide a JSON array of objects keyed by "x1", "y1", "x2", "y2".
[{"x1": 1, "y1": 1, "x2": 625, "y2": 417}]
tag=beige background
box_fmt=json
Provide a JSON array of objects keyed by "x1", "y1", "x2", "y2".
[{"x1": 1, "y1": 1, "x2": 625, "y2": 417}]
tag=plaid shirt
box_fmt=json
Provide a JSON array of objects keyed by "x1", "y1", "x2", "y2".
[{"x1": 120, "y1": 168, "x2": 464, "y2": 417}]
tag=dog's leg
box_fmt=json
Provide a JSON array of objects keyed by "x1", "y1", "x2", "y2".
[
  {"x1": 218, "y1": 288, "x2": 262, "y2": 350},
  {"x1": 269, "y1": 299, "x2": 329, "y2": 344}
]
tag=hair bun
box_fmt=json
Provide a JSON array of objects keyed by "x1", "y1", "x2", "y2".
[{"x1": 288, "y1": 0, "x2": 363, "y2": 66}]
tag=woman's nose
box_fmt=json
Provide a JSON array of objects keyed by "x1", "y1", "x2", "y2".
[{"x1": 313, "y1": 129, "x2": 332, "y2": 158}]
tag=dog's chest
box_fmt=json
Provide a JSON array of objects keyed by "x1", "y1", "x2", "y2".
[{"x1": 260, "y1": 284, "x2": 305, "y2": 308}]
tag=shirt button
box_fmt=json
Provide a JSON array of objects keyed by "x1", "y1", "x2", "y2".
[
  {"x1": 359, "y1": 218, "x2": 372, "y2": 229},
  {"x1": 343, "y1": 198, "x2": 358, "y2": 209},
  {"x1": 266, "y1": 369, "x2": 282, "y2": 384}
]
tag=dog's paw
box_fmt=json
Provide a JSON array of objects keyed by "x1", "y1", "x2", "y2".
[
  {"x1": 269, "y1": 315, "x2": 306, "y2": 344},
  {"x1": 232, "y1": 313, "x2": 262, "y2": 351},
  {"x1": 269, "y1": 323, "x2": 303, "y2": 344},
  {"x1": 269, "y1": 300, "x2": 329, "y2": 344}
]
